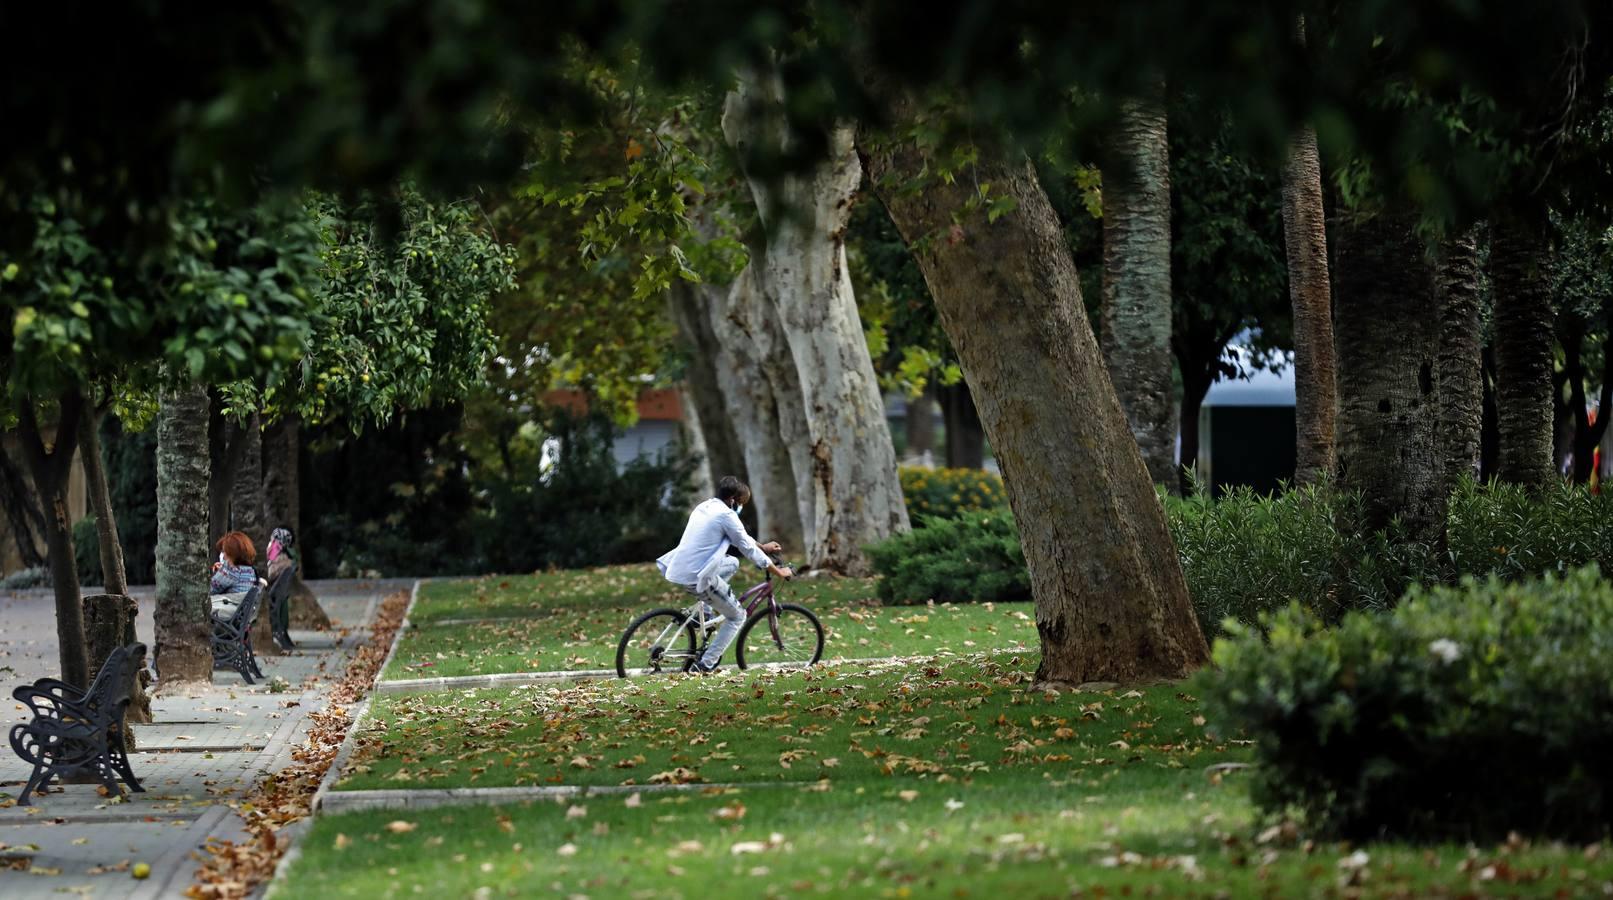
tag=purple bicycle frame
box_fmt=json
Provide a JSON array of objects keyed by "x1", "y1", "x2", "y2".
[{"x1": 737, "y1": 579, "x2": 785, "y2": 645}]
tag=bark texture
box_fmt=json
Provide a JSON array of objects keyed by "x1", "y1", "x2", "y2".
[
  {"x1": 724, "y1": 77, "x2": 909, "y2": 574},
  {"x1": 861, "y1": 121, "x2": 1209, "y2": 684},
  {"x1": 17, "y1": 394, "x2": 90, "y2": 687},
  {"x1": 1437, "y1": 228, "x2": 1484, "y2": 493},
  {"x1": 668, "y1": 279, "x2": 749, "y2": 494},
  {"x1": 79, "y1": 412, "x2": 128, "y2": 595},
  {"x1": 1281, "y1": 125, "x2": 1338, "y2": 486},
  {"x1": 231, "y1": 414, "x2": 267, "y2": 549},
  {"x1": 1101, "y1": 91, "x2": 1177, "y2": 488},
  {"x1": 1333, "y1": 210, "x2": 1445, "y2": 548},
  {"x1": 154, "y1": 383, "x2": 213, "y2": 686},
  {"x1": 0, "y1": 444, "x2": 48, "y2": 570},
  {"x1": 1490, "y1": 209, "x2": 1557, "y2": 490},
  {"x1": 83, "y1": 593, "x2": 150, "y2": 749},
  {"x1": 709, "y1": 264, "x2": 804, "y2": 552}
]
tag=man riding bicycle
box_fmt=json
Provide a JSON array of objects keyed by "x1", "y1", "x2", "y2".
[{"x1": 656, "y1": 476, "x2": 793, "y2": 674}]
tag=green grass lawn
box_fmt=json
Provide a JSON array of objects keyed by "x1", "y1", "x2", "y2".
[
  {"x1": 283, "y1": 653, "x2": 1613, "y2": 897},
  {"x1": 385, "y1": 567, "x2": 1035, "y2": 679},
  {"x1": 344, "y1": 653, "x2": 1218, "y2": 791}
]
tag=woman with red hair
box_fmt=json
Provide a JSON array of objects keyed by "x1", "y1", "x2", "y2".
[{"x1": 210, "y1": 531, "x2": 263, "y2": 616}]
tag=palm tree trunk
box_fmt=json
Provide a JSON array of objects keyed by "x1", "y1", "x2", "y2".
[
  {"x1": 1334, "y1": 209, "x2": 1445, "y2": 549},
  {"x1": 1436, "y1": 227, "x2": 1484, "y2": 493},
  {"x1": 1490, "y1": 207, "x2": 1557, "y2": 490},
  {"x1": 1101, "y1": 88, "x2": 1177, "y2": 489},
  {"x1": 154, "y1": 382, "x2": 213, "y2": 686},
  {"x1": 1281, "y1": 125, "x2": 1337, "y2": 486},
  {"x1": 862, "y1": 97, "x2": 1209, "y2": 685}
]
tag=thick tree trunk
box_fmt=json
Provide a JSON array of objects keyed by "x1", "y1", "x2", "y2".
[
  {"x1": 905, "y1": 385, "x2": 937, "y2": 461},
  {"x1": 940, "y1": 382, "x2": 986, "y2": 469},
  {"x1": 208, "y1": 412, "x2": 253, "y2": 547},
  {"x1": 677, "y1": 383, "x2": 717, "y2": 500},
  {"x1": 79, "y1": 411, "x2": 128, "y2": 595},
  {"x1": 1490, "y1": 208, "x2": 1557, "y2": 490},
  {"x1": 710, "y1": 264, "x2": 804, "y2": 552},
  {"x1": 231, "y1": 414, "x2": 267, "y2": 549},
  {"x1": 1333, "y1": 210, "x2": 1445, "y2": 549},
  {"x1": 1101, "y1": 89, "x2": 1177, "y2": 489},
  {"x1": 17, "y1": 394, "x2": 91, "y2": 688},
  {"x1": 724, "y1": 78, "x2": 909, "y2": 575},
  {"x1": 862, "y1": 122, "x2": 1209, "y2": 684},
  {"x1": 262, "y1": 414, "x2": 330, "y2": 629},
  {"x1": 0, "y1": 444, "x2": 49, "y2": 571},
  {"x1": 155, "y1": 382, "x2": 214, "y2": 687},
  {"x1": 1436, "y1": 228, "x2": 1484, "y2": 494},
  {"x1": 668, "y1": 279, "x2": 749, "y2": 493},
  {"x1": 1281, "y1": 125, "x2": 1338, "y2": 486}
]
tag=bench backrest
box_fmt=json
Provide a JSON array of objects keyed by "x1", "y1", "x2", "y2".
[
  {"x1": 229, "y1": 586, "x2": 262, "y2": 629},
  {"x1": 85, "y1": 643, "x2": 144, "y2": 717},
  {"x1": 266, "y1": 567, "x2": 293, "y2": 608}
]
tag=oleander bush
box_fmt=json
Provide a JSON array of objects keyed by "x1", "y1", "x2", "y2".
[
  {"x1": 1199, "y1": 567, "x2": 1613, "y2": 841},
  {"x1": 869, "y1": 478, "x2": 1613, "y2": 637},
  {"x1": 865, "y1": 508, "x2": 1029, "y2": 605},
  {"x1": 898, "y1": 466, "x2": 1008, "y2": 521}
]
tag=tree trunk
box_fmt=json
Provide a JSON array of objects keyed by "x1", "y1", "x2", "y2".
[
  {"x1": 16, "y1": 393, "x2": 90, "y2": 688},
  {"x1": 1281, "y1": 125, "x2": 1338, "y2": 486},
  {"x1": 709, "y1": 264, "x2": 804, "y2": 552},
  {"x1": 677, "y1": 383, "x2": 717, "y2": 500},
  {"x1": 208, "y1": 411, "x2": 253, "y2": 547},
  {"x1": 1436, "y1": 228, "x2": 1484, "y2": 494},
  {"x1": 231, "y1": 414, "x2": 267, "y2": 549},
  {"x1": 1178, "y1": 369, "x2": 1212, "y2": 493},
  {"x1": 668, "y1": 278, "x2": 749, "y2": 493},
  {"x1": 940, "y1": 382, "x2": 986, "y2": 469},
  {"x1": 262, "y1": 413, "x2": 330, "y2": 629},
  {"x1": 861, "y1": 114, "x2": 1209, "y2": 684},
  {"x1": 1490, "y1": 208, "x2": 1557, "y2": 490},
  {"x1": 723, "y1": 77, "x2": 909, "y2": 575},
  {"x1": 83, "y1": 593, "x2": 150, "y2": 749},
  {"x1": 1333, "y1": 210, "x2": 1445, "y2": 549},
  {"x1": 905, "y1": 385, "x2": 937, "y2": 462},
  {"x1": 79, "y1": 410, "x2": 128, "y2": 595},
  {"x1": 155, "y1": 382, "x2": 215, "y2": 686},
  {"x1": 1101, "y1": 88, "x2": 1177, "y2": 489},
  {"x1": 0, "y1": 442, "x2": 49, "y2": 571}
]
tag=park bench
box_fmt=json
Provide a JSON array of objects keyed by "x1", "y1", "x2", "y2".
[
  {"x1": 265, "y1": 566, "x2": 295, "y2": 651},
  {"x1": 212, "y1": 585, "x2": 265, "y2": 684},
  {"x1": 9, "y1": 643, "x2": 147, "y2": 805}
]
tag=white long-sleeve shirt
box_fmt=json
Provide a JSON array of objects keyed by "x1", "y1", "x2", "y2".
[{"x1": 656, "y1": 498, "x2": 771, "y2": 589}]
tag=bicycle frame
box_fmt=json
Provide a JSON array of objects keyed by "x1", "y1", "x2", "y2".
[{"x1": 641, "y1": 576, "x2": 787, "y2": 669}]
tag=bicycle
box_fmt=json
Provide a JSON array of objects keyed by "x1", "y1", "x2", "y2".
[{"x1": 615, "y1": 558, "x2": 824, "y2": 677}]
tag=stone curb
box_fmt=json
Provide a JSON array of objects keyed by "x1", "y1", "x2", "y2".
[
  {"x1": 375, "y1": 656, "x2": 922, "y2": 694},
  {"x1": 260, "y1": 579, "x2": 423, "y2": 900},
  {"x1": 319, "y1": 780, "x2": 805, "y2": 814}
]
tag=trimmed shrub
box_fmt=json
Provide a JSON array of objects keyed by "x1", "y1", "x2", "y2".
[
  {"x1": 1198, "y1": 567, "x2": 1613, "y2": 842},
  {"x1": 899, "y1": 466, "x2": 1007, "y2": 521},
  {"x1": 865, "y1": 509, "x2": 1029, "y2": 605}
]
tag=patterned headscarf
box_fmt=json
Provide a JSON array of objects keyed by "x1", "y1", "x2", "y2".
[{"x1": 268, "y1": 527, "x2": 296, "y2": 562}]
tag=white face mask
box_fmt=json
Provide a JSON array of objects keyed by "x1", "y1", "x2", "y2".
[{"x1": 734, "y1": 504, "x2": 744, "y2": 516}]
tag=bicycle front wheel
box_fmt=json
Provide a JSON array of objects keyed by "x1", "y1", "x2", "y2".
[
  {"x1": 735, "y1": 603, "x2": 824, "y2": 671},
  {"x1": 616, "y1": 608, "x2": 697, "y2": 678}
]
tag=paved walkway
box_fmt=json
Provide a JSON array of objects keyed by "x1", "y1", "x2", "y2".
[{"x1": 0, "y1": 579, "x2": 410, "y2": 898}]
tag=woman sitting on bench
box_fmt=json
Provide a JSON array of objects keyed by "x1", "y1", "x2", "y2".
[{"x1": 210, "y1": 531, "x2": 264, "y2": 617}]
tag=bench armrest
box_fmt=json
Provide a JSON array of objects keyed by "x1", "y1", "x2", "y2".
[{"x1": 12, "y1": 684, "x2": 94, "y2": 723}]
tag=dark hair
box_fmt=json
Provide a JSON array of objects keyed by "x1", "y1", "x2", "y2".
[
  {"x1": 216, "y1": 531, "x2": 257, "y2": 567},
  {"x1": 716, "y1": 475, "x2": 751, "y2": 505}
]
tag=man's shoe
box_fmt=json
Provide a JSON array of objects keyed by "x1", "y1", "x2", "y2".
[{"x1": 688, "y1": 660, "x2": 723, "y2": 675}]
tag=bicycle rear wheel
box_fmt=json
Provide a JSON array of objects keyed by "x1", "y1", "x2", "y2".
[
  {"x1": 616, "y1": 608, "x2": 698, "y2": 678},
  {"x1": 735, "y1": 603, "x2": 824, "y2": 671}
]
